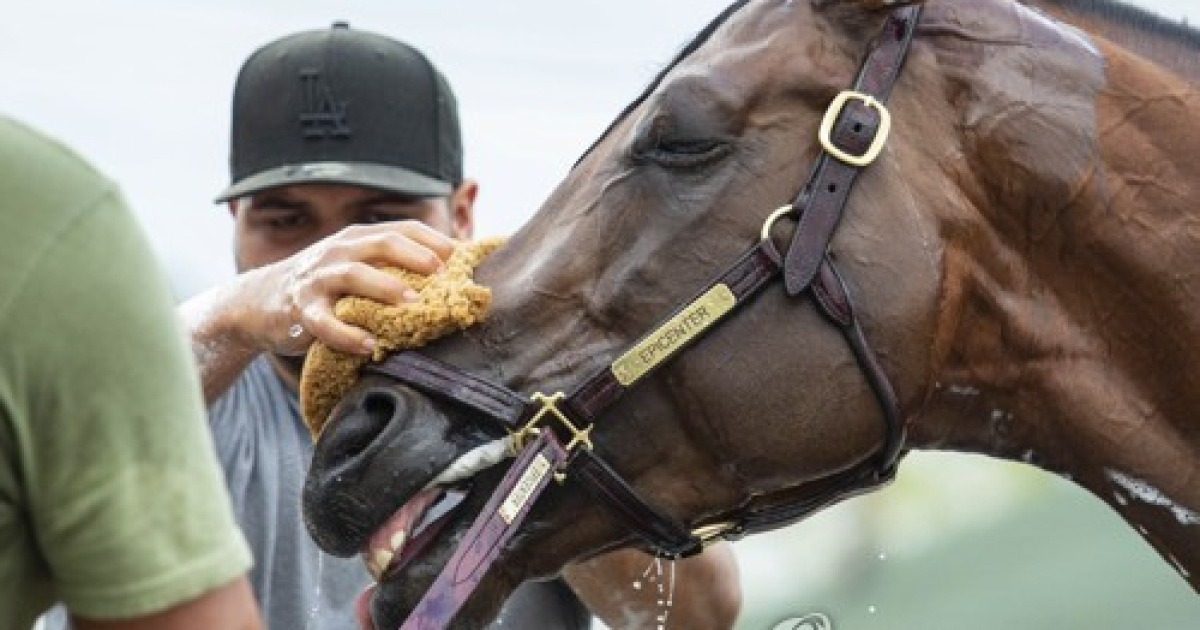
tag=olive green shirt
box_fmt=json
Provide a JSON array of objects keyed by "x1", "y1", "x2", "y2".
[{"x1": 0, "y1": 116, "x2": 251, "y2": 628}]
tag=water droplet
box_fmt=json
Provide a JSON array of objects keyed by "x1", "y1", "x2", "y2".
[{"x1": 868, "y1": 605, "x2": 877, "y2": 614}]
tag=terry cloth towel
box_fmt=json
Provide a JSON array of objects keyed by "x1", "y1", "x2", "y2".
[{"x1": 299, "y1": 237, "x2": 504, "y2": 436}]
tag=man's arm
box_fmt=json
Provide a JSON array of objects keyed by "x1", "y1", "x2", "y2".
[
  {"x1": 564, "y1": 544, "x2": 742, "y2": 630},
  {"x1": 9, "y1": 182, "x2": 260, "y2": 626},
  {"x1": 180, "y1": 221, "x2": 455, "y2": 404},
  {"x1": 72, "y1": 578, "x2": 260, "y2": 630}
]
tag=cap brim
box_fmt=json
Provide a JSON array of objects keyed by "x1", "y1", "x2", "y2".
[{"x1": 215, "y1": 161, "x2": 453, "y2": 202}]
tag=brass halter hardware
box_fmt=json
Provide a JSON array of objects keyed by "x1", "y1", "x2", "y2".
[
  {"x1": 761, "y1": 205, "x2": 795, "y2": 242},
  {"x1": 691, "y1": 521, "x2": 736, "y2": 547},
  {"x1": 511, "y1": 392, "x2": 595, "y2": 453},
  {"x1": 818, "y1": 90, "x2": 892, "y2": 167}
]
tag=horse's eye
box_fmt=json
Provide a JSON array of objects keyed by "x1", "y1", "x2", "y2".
[{"x1": 634, "y1": 137, "x2": 731, "y2": 168}]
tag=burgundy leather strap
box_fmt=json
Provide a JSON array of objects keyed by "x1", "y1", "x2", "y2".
[
  {"x1": 400, "y1": 431, "x2": 568, "y2": 630},
  {"x1": 366, "y1": 352, "x2": 529, "y2": 430},
  {"x1": 783, "y1": 6, "x2": 921, "y2": 295},
  {"x1": 568, "y1": 448, "x2": 702, "y2": 557},
  {"x1": 721, "y1": 455, "x2": 896, "y2": 537},
  {"x1": 564, "y1": 241, "x2": 783, "y2": 423},
  {"x1": 812, "y1": 260, "x2": 905, "y2": 469}
]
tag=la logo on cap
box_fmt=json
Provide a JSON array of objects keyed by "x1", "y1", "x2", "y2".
[{"x1": 299, "y1": 69, "x2": 351, "y2": 139}]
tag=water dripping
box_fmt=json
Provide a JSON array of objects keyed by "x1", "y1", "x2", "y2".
[
  {"x1": 305, "y1": 552, "x2": 325, "y2": 629},
  {"x1": 658, "y1": 557, "x2": 677, "y2": 630},
  {"x1": 635, "y1": 555, "x2": 678, "y2": 629}
]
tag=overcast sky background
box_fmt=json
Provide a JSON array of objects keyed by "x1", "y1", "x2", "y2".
[
  {"x1": 7, "y1": 2, "x2": 1198, "y2": 625},
  {"x1": 4, "y1": 0, "x2": 1195, "y2": 297}
]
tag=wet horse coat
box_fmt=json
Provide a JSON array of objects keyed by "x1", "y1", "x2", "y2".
[{"x1": 303, "y1": 1, "x2": 1200, "y2": 627}]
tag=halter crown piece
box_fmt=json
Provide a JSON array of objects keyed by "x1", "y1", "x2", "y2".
[{"x1": 320, "y1": 6, "x2": 923, "y2": 628}]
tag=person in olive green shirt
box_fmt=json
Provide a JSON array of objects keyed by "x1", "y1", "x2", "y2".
[{"x1": 0, "y1": 116, "x2": 262, "y2": 630}]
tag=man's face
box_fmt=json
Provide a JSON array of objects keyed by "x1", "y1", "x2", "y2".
[{"x1": 231, "y1": 182, "x2": 474, "y2": 271}]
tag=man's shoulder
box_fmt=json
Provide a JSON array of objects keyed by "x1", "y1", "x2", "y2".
[
  {"x1": 0, "y1": 117, "x2": 126, "y2": 317},
  {"x1": 0, "y1": 116, "x2": 115, "y2": 224}
]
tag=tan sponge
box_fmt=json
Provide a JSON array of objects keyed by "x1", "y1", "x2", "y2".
[{"x1": 299, "y1": 237, "x2": 504, "y2": 436}]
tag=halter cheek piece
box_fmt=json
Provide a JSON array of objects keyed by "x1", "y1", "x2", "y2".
[{"x1": 364, "y1": 6, "x2": 923, "y2": 628}]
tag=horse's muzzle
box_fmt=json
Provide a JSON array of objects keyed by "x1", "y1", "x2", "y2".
[{"x1": 303, "y1": 378, "x2": 465, "y2": 557}]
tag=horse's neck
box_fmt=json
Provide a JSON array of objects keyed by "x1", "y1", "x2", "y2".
[
  {"x1": 1024, "y1": 0, "x2": 1200, "y2": 84},
  {"x1": 910, "y1": 0, "x2": 1200, "y2": 587}
]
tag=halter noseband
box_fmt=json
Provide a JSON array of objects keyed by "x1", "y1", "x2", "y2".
[{"x1": 362, "y1": 6, "x2": 923, "y2": 628}]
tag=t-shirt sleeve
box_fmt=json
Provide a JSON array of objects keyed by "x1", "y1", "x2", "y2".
[{"x1": 4, "y1": 187, "x2": 252, "y2": 619}]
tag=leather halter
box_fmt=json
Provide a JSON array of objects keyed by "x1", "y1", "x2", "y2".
[{"x1": 365, "y1": 6, "x2": 923, "y2": 628}]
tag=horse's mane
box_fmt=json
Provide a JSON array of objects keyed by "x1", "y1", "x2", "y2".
[
  {"x1": 1025, "y1": 0, "x2": 1200, "y2": 82},
  {"x1": 1029, "y1": 0, "x2": 1200, "y2": 49}
]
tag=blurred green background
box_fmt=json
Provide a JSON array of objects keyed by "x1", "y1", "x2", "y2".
[{"x1": 731, "y1": 453, "x2": 1199, "y2": 630}]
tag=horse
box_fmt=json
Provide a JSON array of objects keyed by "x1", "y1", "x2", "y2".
[{"x1": 302, "y1": 0, "x2": 1200, "y2": 627}]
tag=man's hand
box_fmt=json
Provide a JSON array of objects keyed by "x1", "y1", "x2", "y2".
[
  {"x1": 564, "y1": 544, "x2": 742, "y2": 630},
  {"x1": 237, "y1": 221, "x2": 454, "y2": 356},
  {"x1": 180, "y1": 221, "x2": 455, "y2": 403}
]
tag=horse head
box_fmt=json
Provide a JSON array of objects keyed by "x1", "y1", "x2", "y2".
[{"x1": 304, "y1": 0, "x2": 1200, "y2": 627}]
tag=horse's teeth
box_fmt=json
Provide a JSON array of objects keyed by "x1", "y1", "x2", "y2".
[
  {"x1": 370, "y1": 549, "x2": 393, "y2": 581},
  {"x1": 390, "y1": 530, "x2": 407, "y2": 553}
]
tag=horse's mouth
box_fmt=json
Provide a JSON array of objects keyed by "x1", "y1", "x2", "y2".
[{"x1": 355, "y1": 437, "x2": 516, "y2": 630}]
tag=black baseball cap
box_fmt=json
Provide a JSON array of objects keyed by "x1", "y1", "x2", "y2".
[{"x1": 216, "y1": 22, "x2": 462, "y2": 202}]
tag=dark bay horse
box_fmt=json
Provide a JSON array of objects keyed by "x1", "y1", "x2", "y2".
[{"x1": 303, "y1": 0, "x2": 1200, "y2": 627}]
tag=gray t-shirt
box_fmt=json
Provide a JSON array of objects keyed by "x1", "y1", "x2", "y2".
[{"x1": 209, "y1": 356, "x2": 590, "y2": 630}]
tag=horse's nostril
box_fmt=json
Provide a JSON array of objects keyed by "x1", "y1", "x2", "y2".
[{"x1": 362, "y1": 390, "x2": 398, "y2": 423}]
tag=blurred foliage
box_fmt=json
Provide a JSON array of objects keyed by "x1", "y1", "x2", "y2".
[{"x1": 733, "y1": 453, "x2": 1199, "y2": 630}]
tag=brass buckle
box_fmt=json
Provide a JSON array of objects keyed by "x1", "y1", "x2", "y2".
[
  {"x1": 511, "y1": 392, "x2": 595, "y2": 453},
  {"x1": 818, "y1": 90, "x2": 891, "y2": 167},
  {"x1": 691, "y1": 521, "x2": 736, "y2": 547}
]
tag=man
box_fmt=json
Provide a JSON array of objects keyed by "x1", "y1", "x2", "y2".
[
  {"x1": 186, "y1": 23, "x2": 741, "y2": 629},
  {"x1": 0, "y1": 115, "x2": 262, "y2": 629}
]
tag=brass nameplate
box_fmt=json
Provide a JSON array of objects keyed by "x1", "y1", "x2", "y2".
[
  {"x1": 499, "y1": 453, "x2": 551, "y2": 524},
  {"x1": 610, "y1": 284, "x2": 736, "y2": 386}
]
